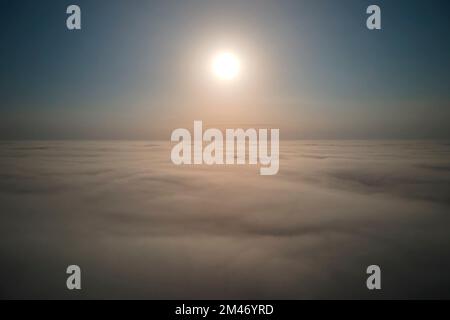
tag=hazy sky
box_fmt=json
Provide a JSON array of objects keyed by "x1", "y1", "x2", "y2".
[{"x1": 1, "y1": 0, "x2": 449, "y2": 139}]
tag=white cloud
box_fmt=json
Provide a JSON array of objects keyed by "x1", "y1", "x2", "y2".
[{"x1": 0, "y1": 140, "x2": 450, "y2": 298}]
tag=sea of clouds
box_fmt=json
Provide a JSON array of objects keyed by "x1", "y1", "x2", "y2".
[{"x1": 0, "y1": 140, "x2": 450, "y2": 299}]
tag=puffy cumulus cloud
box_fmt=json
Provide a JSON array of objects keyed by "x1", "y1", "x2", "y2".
[{"x1": 0, "y1": 140, "x2": 450, "y2": 299}]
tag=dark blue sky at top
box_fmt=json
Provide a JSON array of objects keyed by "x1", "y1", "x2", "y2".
[{"x1": 0, "y1": 0, "x2": 449, "y2": 139}]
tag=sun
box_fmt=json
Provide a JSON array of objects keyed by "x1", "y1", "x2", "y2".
[{"x1": 211, "y1": 52, "x2": 241, "y2": 80}]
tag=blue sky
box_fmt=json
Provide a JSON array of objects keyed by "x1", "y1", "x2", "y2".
[{"x1": 1, "y1": 0, "x2": 449, "y2": 139}]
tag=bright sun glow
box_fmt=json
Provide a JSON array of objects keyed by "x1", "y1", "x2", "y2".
[{"x1": 212, "y1": 52, "x2": 241, "y2": 80}]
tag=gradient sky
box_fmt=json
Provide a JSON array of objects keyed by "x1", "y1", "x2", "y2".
[{"x1": 1, "y1": 0, "x2": 449, "y2": 139}]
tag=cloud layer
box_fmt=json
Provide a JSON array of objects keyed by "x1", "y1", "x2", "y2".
[{"x1": 1, "y1": 140, "x2": 450, "y2": 299}]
